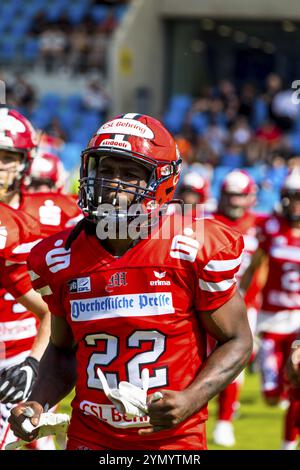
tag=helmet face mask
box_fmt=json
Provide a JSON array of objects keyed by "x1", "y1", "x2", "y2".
[{"x1": 79, "y1": 115, "x2": 181, "y2": 224}]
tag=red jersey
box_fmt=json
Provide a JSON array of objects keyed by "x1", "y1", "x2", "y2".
[
  {"x1": 0, "y1": 203, "x2": 42, "y2": 364},
  {"x1": 212, "y1": 211, "x2": 267, "y2": 310},
  {"x1": 17, "y1": 191, "x2": 82, "y2": 237},
  {"x1": 259, "y1": 215, "x2": 300, "y2": 313},
  {"x1": 0, "y1": 192, "x2": 82, "y2": 364},
  {"x1": 28, "y1": 215, "x2": 243, "y2": 449}
]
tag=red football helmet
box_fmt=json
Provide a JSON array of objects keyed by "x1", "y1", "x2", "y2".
[
  {"x1": 26, "y1": 151, "x2": 67, "y2": 193},
  {"x1": 179, "y1": 171, "x2": 209, "y2": 204},
  {"x1": 79, "y1": 114, "x2": 182, "y2": 221},
  {"x1": 0, "y1": 107, "x2": 37, "y2": 197},
  {"x1": 219, "y1": 169, "x2": 257, "y2": 219},
  {"x1": 281, "y1": 170, "x2": 300, "y2": 222}
]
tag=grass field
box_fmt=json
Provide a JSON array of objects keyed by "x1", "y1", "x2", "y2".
[{"x1": 58, "y1": 371, "x2": 289, "y2": 450}]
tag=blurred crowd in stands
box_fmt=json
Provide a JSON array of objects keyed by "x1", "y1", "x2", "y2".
[{"x1": 166, "y1": 74, "x2": 300, "y2": 213}]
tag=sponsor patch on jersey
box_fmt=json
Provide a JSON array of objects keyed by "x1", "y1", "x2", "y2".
[
  {"x1": 68, "y1": 277, "x2": 91, "y2": 294},
  {"x1": 70, "y1": 292, "x2": 174, "y2": 321},
  {"x1": 149, "y1": 271, "x2": 171, "y2": 286},
  {"x1": 97, "y1": 119, "x2": 154, "y2": 139},
  {"x1": 100, "y1": 139, "x2": 132, "y2": 151},
  {"x1": 80, "y1": 401, "x2": 149, "y2": 428}
]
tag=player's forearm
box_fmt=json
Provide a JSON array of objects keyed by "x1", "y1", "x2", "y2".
[
  {"x1": 16, "y1": 288, "x2": 49, "y2": 319},
  {"x1": 184, "y1": 334, "x2": 252, "y2": 414},
  {"x1": 240, "y1": 248, "x2": 267, "y2": 292},
  {"x1": 29, "y1": 311, "x2": 51, "y2": 361},
  {"x1": 28, "y1": 341, "x2": 77, "y2": 409}
]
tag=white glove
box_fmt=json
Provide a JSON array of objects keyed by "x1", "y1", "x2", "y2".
[
  {"x1": 5, "y1": 408, "x2": 70, "y2": 450},
  {"x1": 97, "y1": 368, "x2": 163, "y2": 418}
]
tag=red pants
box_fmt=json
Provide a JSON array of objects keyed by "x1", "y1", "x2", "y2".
[{"x1": 260, "y1": 331, "x2": 298, "y2": 398}]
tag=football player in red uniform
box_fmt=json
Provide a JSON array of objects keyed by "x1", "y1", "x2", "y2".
[
  {"x1": 211, "y1": 170, "x2": 266, "y2": 447},
  {"x1": 25, "y1": 151, "x2": 67, "y2": 194},
  {"x1": 0, "y1": 203, "x2": 51, "y2": 449},
  {"x1": 241, "y1": 170, "x2": 300, "y2": 449},
  {"x1": 9, "y1": 114, "x2": 252, "y2": 450},
  {"x1": 0, "y1": 108, "x2": 81, "y2": 449},
  {"x1": 0, "y1": 108, "x2": 81, "y2": 237}
]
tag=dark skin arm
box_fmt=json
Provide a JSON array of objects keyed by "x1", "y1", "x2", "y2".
[
  {"x1": 240, "y1": 247, "x2": 268, "y2": 293},
  {"x1": 140, "y1": 291, "x2": 253, "y2": 435},
  {"x1": 8, "y1": 315, "x2": 77, "y2": 441}
]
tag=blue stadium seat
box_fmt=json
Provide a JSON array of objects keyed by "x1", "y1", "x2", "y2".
[
  {"x1": 69, "y1": 127, "x2": 91, "y2": 147},
  {"x1": 220, "y1": 151, "x2": 244, "y2": 168},
  {"x1": 68, "y1": 4, "x2": 88, "y2": 25},
  {"x1": 0, "y1": 37, "x2": 20, "y2": 61},
  {"x1": 45, "y1": 3, "x2": 65, "y2": 22},
  {"x1": 23, "y1": 37, "x2": 40, "y2": 61},
  {"x1": 163, "y1": 111, "x2": 184, "y2": 134},
  {"x1": 256, "y1": 187, "x2": 280, "y2": 213},
  {"x1": 252, "y1": 98, "x2": 268, "y2": 129},
  {"x1": 11, "y1": 18, "x2": 31, "y2": 37},
  {"x1": 169, "y1": 94, "x2": 192, "y2": 113},
  {"x1": 244, "y1": 165, "x2": 265, "y2": 186},
  {"x1": 190, "y1": 112, "x2": 208, "y2": 135},
  {"x1": 90, "y1": 5, "x2": 109, "y2": 23},
  {"x1": 59, "y1": 142, "x2": 82, "y2": 171},
  {"x1": 79, "y1": 112, "x2": 101, "y2": 134},
  {"x1": 65, "y1": 94, "x2": 82, "y2": 111},
  {"x1": 58, "y1": 109, "x2": 79, "y2": 133},
  {"x1": 30, "y1": 108, "x2": 53, "y2": 129},
  {"x1": 40, "y1": 93, "x2": 61, "y2": 111}
]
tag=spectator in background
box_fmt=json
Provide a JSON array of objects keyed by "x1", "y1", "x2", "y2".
[
  {"x1": 239, "y1": 83, "x2": 257, "y2": 121},
  {"x1": 39, "y1": 25, "x2": 68, "y2": 72},
  {"x1": 45, "y1": 117, "x2": 68, "y2": 142},
  {"x1": 82, "y1": 78, "x2": 110, "y2": 119},
  {"x1": 12, "y1": 75, "x2": 36, "y2": 112},
  {"x1": 69, "y1": 25, "x2": 91, "y2": 75},
  {"x1": 87, "y1": 26, "x2": 108, "y2": 73},
  {"x1": 256, "y1": 120, "x2": 282, "y2": 149},
  {"x1": 30, "y1": 11, "x2": 49, "y2": 37}
]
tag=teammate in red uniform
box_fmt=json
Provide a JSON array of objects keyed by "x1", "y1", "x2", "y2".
[
  {"x1": 0, "y1": 203, "x2": 50, "y2": 449},
  {"x1": 210, "y1": 170, "x2": 266, "y2": 446},
  {"x1": 0, "y1": 108, "x2": 81, "y2": 449},
  {"x1": 0, "y1": 108, "x2": 81, "y2": 237},
  {"x1": 25, "y1": 151, "x2": 67, "y2": 194},
  {"x1": 9, "y1": 114, "x2": 252, "y2": 450},
  {"x1": 241, "y1": 170, "x2": 300, "y2": 449}
]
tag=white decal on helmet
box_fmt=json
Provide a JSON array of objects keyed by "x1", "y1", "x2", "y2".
[{"x1": 97, "y1": 119, "x2": 154, "y2": 139}]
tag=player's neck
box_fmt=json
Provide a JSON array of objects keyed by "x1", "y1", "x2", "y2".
[
  {"x1": 101, "y1": 236, "x2": 139, "y2": 257},
  {"x1": 291, "y1": 220, "x2": 300, "y2": 234},
  {"x1": 2, "y1": 190, "x2": 20, "y2": 208}
]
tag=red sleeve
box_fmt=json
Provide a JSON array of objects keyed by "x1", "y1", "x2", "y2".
[
  {"x1": 0, "y1": 205, "x2": 41, "y2": 297},
  {"x1": 0, "y1": 259, "x2": 32, "y2": 297},
  {"x1": 195, "y1": 222, "x2": 244, "y2": 311},
  {"x1": 27, "y1": 241, "x2": 67, "y2": 318}
]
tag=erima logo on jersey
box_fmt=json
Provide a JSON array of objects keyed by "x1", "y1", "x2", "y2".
[
  {"x1": 150, "y1": 271, "x2": 171, "y2": 286},
  {"x1": 68, "y1": 277, "x2": 91, "y2": 294},
  {"x1": 70, "y1": 292, "x2": 174, "y2": 322}
]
